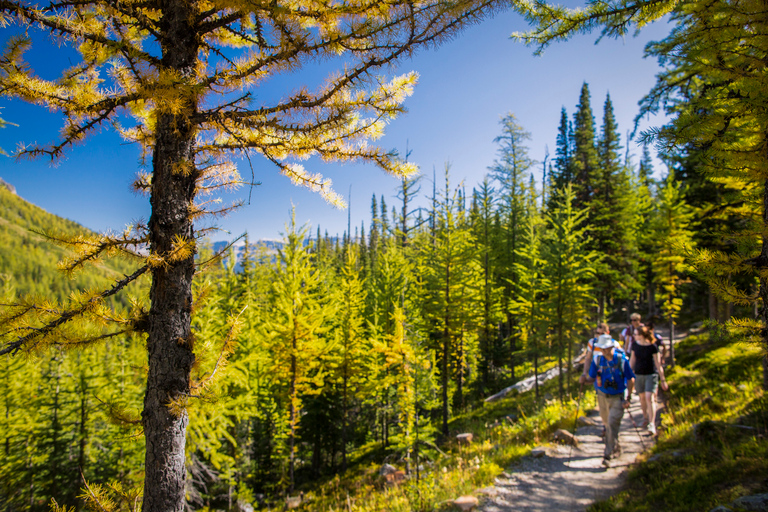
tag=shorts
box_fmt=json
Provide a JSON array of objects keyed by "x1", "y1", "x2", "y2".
[{"x1": 635, "y1": 373, "x2": 659, "y2": 394}]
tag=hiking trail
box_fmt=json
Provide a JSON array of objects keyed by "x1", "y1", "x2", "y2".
[{"x1": 479, "y1": 396, "x2": 656, "y2": 511}]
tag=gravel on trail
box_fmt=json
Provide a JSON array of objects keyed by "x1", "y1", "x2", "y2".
[{"x1": 479, "y1": 396, "x2": 656, "y2": 512}]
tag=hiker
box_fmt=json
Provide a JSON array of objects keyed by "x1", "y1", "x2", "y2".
[
  {"x1": 630, "y1": 326, "x2": 668, "y2": 435},
  {"x1": 587, "y1": 334, "x2": 635, "y2": 466},
  {"x1": 579, "y1": 323, "x2": 620, "y2": 386},
  {"x1": 620, "y1": 313, "x2": 643, "y2": 356}
]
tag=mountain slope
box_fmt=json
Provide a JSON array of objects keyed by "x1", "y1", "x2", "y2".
[{"x1": 0, "y1": 182, "x2": 138, "y2": 303}]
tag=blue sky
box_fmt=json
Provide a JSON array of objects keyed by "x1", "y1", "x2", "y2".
[{"x1": 0, "y1": 9, "x2": 671, "y2": 242}]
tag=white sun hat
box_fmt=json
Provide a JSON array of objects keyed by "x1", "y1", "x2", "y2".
[{"x1": 595, "y1": 334, "x2": 615, "y2": 350}]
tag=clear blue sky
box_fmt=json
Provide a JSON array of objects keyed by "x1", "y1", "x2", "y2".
[{"x1": 0, "y1": 9, "x2": 670, "y2": 242}]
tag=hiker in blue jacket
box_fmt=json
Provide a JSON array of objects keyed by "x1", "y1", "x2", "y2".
[{"x1": 587, "y1": 334, "x2": 636, "y2": 466}]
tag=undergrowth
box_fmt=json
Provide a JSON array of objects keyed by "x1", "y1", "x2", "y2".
[
  {"x1": 589, "y1": 325, "x2": 768, "y2": 512},
  {"x1": 288, "y1": 360, "x2": 587, "y2": 511}
]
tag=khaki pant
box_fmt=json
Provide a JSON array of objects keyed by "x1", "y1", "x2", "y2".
[{"x1": 597, "y1": 391, "x2": 625, "y2": 457}]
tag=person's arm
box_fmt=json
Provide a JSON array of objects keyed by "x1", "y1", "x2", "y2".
[
  {"x1": 583, "y1": 346, "x2": 593, "y2": 375},
  {"x1": 654, "y1": 351, "x2": 668, "y2": 390},
  {"x1": 587, "y1": 359, "x2": 597, "y2": 381},
  {"x1": 629, "y1": 351, "x2": 636, "y2": 372},
  {"x1": 623, "y1": 358, "x2": 635, "y2": 406},
  {"x1": 624, "y1": 378, "x2": 635, "y2": 407}
]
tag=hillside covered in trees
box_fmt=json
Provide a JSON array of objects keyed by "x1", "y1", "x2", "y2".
[{"x1": 2, "y1": 0, "x2": 768, "y2": 509}]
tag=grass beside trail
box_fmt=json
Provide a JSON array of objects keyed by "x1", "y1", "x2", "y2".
[{"x1": 590, "y1": 326, "x2": 768, "y2": 512}]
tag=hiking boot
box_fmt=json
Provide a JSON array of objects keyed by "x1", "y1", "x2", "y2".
[
  {"x1": 612, "y1": 444, "x2": 622, "y2": 457},
  {"x1": 641, "y1": 418, "x2": 649, "y2": 429},
  {"x1": 602, "y1": 456, "x2": 611, "y2": 467},
  {"x1": 647, "y1": 423, "x2": 657, "y2": 435}
]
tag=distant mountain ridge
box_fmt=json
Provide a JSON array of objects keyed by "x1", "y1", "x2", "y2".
[{"x1": 0, "y1": 177, "x2": 16, "y2": 194}]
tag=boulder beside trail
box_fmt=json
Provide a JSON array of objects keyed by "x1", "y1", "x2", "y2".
[
  {"x1": 707, "y1": 493, "x2": 768, "y2": 512},
  {"x1": 454, "y1": 495, "x2": 479, "y2": 511},
  {"x1": 552, "y1": 428, "x2": 578, "y2": 447},
  {"x1": 457, "y1": 433, "x2": 474, "y2": 444},
  {"x1": 379, "y1": 463, "x2": 397, "y2": 476}
]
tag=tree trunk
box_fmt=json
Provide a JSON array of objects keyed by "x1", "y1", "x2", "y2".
[
  {"x1": 289, "y1": 345, "x2": 297, "y2": 492},
  {"x1": 761, "y1": 176, "x2": 768, "y2": 390},
  {"x1": 142, "y1": 3, "x2": 199, "y2": 510},
  {"x1": 441, "y1": 327, "x2": 450, "y2": 439}
]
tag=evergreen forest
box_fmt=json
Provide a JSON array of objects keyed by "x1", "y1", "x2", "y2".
[
  {"x1": 2, "y1": 78, "x2": 766, "y2": 511},
  {"x1": 1, "y1": 0, "x2": 768, "y2": 509}
]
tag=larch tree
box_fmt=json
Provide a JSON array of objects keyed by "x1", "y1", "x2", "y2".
[
  {"x1": 422, "y1": 167, "x2": 481, "y2": 437},
  {"x1": 264, "y1": 214, "x2": 333, "y2": 491},
  {"x1": 543, "y1": 184, "x2": 596, "y2": 401},
  {"x1": 510, "y1": 180, "x2": 547, "y2": 406},
  {"x1": 0, "y1": 0, "x2": 506, "y2": 510},
  {"x1": 651, "y1": 171, "x2": 696, "y2": 367},
  {"x1": 470, "y1": 179, "x2": 504, "y2": 393},
  {"x1": 489, "y1": 113, "x2": 535, "y2": 381},
  {"x1": 332, "y1": 246, "x2": 368, "y2": 471}
]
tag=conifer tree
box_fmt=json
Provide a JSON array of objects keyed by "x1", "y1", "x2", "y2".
[
  {"x1": 470, "y1": 179, "x2": 504, "y2": 393},
  {"x1": 489, "y1": 113, "x2": 535, "y2": 382},
  {"x1": 591, "y1": 93, "x2": 639, "y2": 319},
  {"x1": 638, "y1": 142, "x2": 654, "y2": 189},
  {"x1": 421, "y1": 167, "x2": 481, "y2": 437},
  {"x1": 571, "y1": 83, "x2": 599, "y2": 211},
  {"x1": 543, "y1": 185, "x2": 597, "y2": 401},
  {"x1": 548, "y1": 107, "x2": 573, "y2": 209},
  {"x1": 331, "y1": 246, "x2": 368, "y2": 470},
  {"x1": 650, "y1": 171, "x2": 696, "y2": 367},
  {"x1": 513, "y1": 0, "x2": 768, "y2": 390},
  {"x1": 264, "y1": 214, "x2": 333, "y2": 491},
  {"x1": 510, "y1": 182, "x2": 548, "y2": 406}
]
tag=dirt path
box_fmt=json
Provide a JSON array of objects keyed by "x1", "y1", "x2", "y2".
[{"x1": 480, "y1": 396, "x2": 656, "y2": 512}]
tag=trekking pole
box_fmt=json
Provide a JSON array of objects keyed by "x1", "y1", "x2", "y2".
[{"x1": 567, "y1": 382, "x2": 585, "y2": 464}]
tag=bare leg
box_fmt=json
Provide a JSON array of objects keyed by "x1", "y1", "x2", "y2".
[
  {"x1": 645, "y1": 391, "x2": 657, "y2": 428},
  {"x1": 638, "y1": 391, "x2": 649, "y2": 426}
]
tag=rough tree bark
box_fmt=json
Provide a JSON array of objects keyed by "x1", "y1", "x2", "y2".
[{"x1": 142, "y1": 2, "x2": 199, "y2": 510}]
